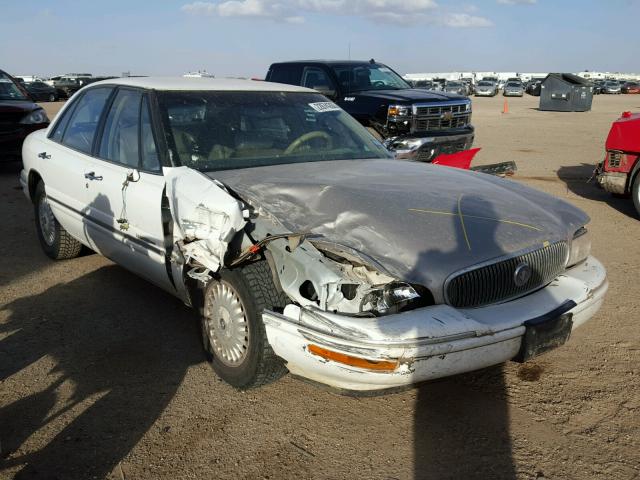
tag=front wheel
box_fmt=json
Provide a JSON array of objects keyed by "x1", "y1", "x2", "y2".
[
  {"x1": 201, "y1": 261, "x2": 288, "y2": 389},
  {"x1": 48, "y1": 93, "x2": 56, "y2": 102},
  {"x1": 632, "y1": 173, "x2": 640, "y2": 218},
  {"x1": 34, "y1": 182, "x2": 83, "y2": 260}
]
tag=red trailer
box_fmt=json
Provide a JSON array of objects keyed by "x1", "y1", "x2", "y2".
[{"x1": 596, "y1": 111, "x2": 640, "y2": 215}]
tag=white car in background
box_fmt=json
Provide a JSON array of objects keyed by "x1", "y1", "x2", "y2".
[{"x1": 20, "y1": 77, "x2": 607, "y2": 393}]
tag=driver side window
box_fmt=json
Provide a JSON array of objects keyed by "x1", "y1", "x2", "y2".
[{"x1": 98, "y1": 89, "x2": 142, "y2": 168}]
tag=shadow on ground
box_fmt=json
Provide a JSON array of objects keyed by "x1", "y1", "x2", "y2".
[
  {"x1": 0, "y1": 265, "x2": 202, "y2": 478},
  {"x1": 406, "y1": 196, "x2": 519, "y2": 479},
  {"x1": 414, "y1": 366, "x2": 515, "y2": 479},
  {"x1": 557, "y1": 163, "x2": 638, "y2": 218}
]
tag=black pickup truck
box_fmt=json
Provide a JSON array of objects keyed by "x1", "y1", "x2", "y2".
[{"x1": 266, "y1": 60, "x2": 474, "y2": 161}]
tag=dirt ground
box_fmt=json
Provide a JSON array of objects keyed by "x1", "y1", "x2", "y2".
[{"x1": 1, "y1": 94, "x2": 639, "y2": 480}]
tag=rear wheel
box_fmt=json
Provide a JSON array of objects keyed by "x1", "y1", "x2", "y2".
[
  {"x1": 34, "y1": 182, "x2": 82, "y2": 260},
  {"x1": 201, "y1": 261, "x2": 288, "y2": 389},
  {"x1": 632, "y1": 173, "x2": 640, "y2": 217}
]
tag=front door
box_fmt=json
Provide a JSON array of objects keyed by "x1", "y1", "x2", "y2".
[{"x1": 83, "y1": 89, "x2": 174, "y2": 292}]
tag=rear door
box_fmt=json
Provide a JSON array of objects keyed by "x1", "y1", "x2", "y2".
[
  {"x1": 44, "y1": 86, "x2": 114, "y2": 244},
  {"x1": 82, "y1": 88, "x2": 174, "y2": 292}
]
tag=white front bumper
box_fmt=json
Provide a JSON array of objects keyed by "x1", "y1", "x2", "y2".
[{"x1": 262, "y1": 256, "x2": 607, "y2": 392}]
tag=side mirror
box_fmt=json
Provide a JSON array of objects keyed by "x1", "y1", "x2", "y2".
[{"x1": 126, "y1": 169, "x2": 141, "y2": 183}]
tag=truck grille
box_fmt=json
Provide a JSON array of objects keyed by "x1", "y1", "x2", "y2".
[
  {"x1": 445, "y1": 241, "x2": 569, "y2": 308},
  {"x1": 413, "y1": 103, "x2": 471, "y2": 132},
  {"x1": 607, "y1": 150, "x2": 622, "y2": 168}
]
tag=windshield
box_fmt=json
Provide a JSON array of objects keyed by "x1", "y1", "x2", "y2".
[
  {"x1": 331, "y1": 63, "x2": 411, "y2": 93},
  {"x1": 506, "y1": 82, "x2": 521, "y2": 87},
  {"x1": 157, "y1": 91, "x2": 392, "y2": 172},
  {"x1": 0, "y1": 72, "x2": 29, "y2": 101},
  {"x1": 446, "y1": 82, "x2": 462, "y2": 87},
  {"x1": 605, "y1": 81, "x2": 618, "y2": 86},
  {"x1": 477, "y1": 81, "x2": 493, "y2": 87}
]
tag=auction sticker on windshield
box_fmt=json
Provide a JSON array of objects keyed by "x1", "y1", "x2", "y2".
[{"x1": 308, "y1": 102, "x2": 342, "y2": 113}]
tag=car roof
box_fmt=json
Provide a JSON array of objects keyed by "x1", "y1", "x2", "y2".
[
  {"x1": 86, "y1": 77, "x2": 314, "y2": 93},
  {"x1": 271, "y1": 60, "x2": 384, "y2": 66}
]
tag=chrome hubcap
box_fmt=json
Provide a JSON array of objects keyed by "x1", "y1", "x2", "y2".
[
  {"x1": 38, "y1": 194, "x2": 56, "y2": 246},
  {"x1": 204, "y1": 281, "x2": 250, "y2": 367}
]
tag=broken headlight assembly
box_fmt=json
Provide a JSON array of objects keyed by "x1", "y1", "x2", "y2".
[
  {"x1": 360, "y1": 282, "x2": 420, "y2": 314},
  {"x1": 387, "y1": 105, "x2": 411, "y2": 122},
  {"x1": 567, "y1": 226, "x2": 591, "y2": 267}
]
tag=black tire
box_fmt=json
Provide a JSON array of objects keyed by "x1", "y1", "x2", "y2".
[
  {"x1": 34, "y1": 182, "x2": 83, "y2": 260},
  {"x1": 632, "y1": 173, "x2": 640, "y2": 218},
  {"x1": 48, "y1": 93, "x2": 56, "y2": 102},
  {"x1": 201, "y1": 261, "x2": 289, "y2": 389}
]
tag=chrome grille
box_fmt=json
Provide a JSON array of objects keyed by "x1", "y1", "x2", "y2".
[
  {"x1": 415, "y1": 104, "x2": 468, "y2": 116},
  {"x1": 413, "y1": 103, "x2": 471, "y2": 132},
  {"x1": 445, "y1": 241, "x2": 569, "y2": 308}
]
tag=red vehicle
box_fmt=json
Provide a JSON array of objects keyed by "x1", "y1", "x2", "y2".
[
  {"x1": 622, "y1": 82, "x2": 640, "y2": 94},
  {"x1": 596, "y1": 111, "x2": 640, "y2": 214}
]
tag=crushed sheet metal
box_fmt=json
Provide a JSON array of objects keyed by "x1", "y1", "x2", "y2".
[
  {"x1": 210, "y1": 159, "x2": 589, "y2": 303},
  {"x1": 164, "y1": 166, "x2": 247, "y2": 272}
]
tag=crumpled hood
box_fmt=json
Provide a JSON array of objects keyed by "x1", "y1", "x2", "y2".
[
  {"x1": 354, "y1": 88, "x2": 463, "y2": 103},
  {"x1": 211, "y1": 159, "x2": 588, "y2": 298}
]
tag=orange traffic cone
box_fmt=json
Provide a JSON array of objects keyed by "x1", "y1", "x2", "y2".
[{"x1": 502, "y1": 98, "x2": 509, "y2": 114}]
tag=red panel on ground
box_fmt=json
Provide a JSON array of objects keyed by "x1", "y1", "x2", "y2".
[{"x1": 432, "y1": 148, "x2": 481, "y2": 170}]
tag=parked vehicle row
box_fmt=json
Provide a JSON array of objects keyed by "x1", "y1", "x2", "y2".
[
  {"x1": 16, "y1": 78, "x2": 59, "y2": 102},
  {"x1": 20, "y1": 75, "x2": 608, "y2": 393}
]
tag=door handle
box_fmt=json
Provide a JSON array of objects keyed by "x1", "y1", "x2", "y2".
[
  {"x1": 38, "y1": 152, "x2": 51, "y2": 159},
  {"x1": 84, "y1": 171, "x2": 103, "y2": 181}
]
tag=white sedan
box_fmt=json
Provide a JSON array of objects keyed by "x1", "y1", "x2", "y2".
[{"x1": 21, "y1": 77, "x2": 607, "y2": 393}]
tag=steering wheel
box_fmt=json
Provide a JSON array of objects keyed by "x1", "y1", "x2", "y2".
[
  {"x1": 372, "y1": 81, "x2": 386, "y2": 87},
  {"x1": 284, "y1": 131, "x2": 333, "y2": 155}
]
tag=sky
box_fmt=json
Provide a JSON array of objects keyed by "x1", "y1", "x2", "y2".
[{"x1": 1, "y1": 0, "x2": 638, "y2": 78}]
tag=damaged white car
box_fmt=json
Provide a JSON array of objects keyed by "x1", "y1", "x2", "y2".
[{"x1": 21, "y1": 78, "x2": 608, "y2": 393}]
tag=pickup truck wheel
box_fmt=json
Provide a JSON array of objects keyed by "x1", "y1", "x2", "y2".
[
  {"x1": 201, "y1": 261, "x2": 288, "y2": 389},
  {"x1": 34, "y1": 182, "x2": 83, "y2": 260},
  {"x1": 632, "y1": 173, "x2": 640, "y2": 217}
]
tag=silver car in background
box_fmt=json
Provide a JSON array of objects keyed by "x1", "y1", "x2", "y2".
[
  {"x1": 475, "y1": 81, "x2": 498, "y2": 97},
  {"x1": 602, "y1": 81, "x2": 621, "y2": 94},
  {"x1": 444, "y1": 81, "x2": 467, "y2": 96},
  {"x1": 503, "y1": 81, "x2": 524, "y2": 97}
]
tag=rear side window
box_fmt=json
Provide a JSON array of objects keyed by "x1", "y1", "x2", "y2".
[
  {"x1": 98, "y1": 89, "x2": 142, "y2": 167},
  {"x1": 268, "y1": 64, "x2": 303, "y2": 86},
  {"x1": 50, "y1": 102, "x2": 78, "y2": 142},
  {"x1": 61, "y1": 87, "x2": 112, "y2": 154},
  {"x1": 301, "y1": 67, "x2": 334, "y2": 91}
]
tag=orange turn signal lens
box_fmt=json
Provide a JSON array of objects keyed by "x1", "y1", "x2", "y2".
[
  {"x1": 388, "y1": 105, "x2": 400, "y2": 116},
  {"x1": 307, "y1": 344, "x2": 398, "y2": 372}
]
